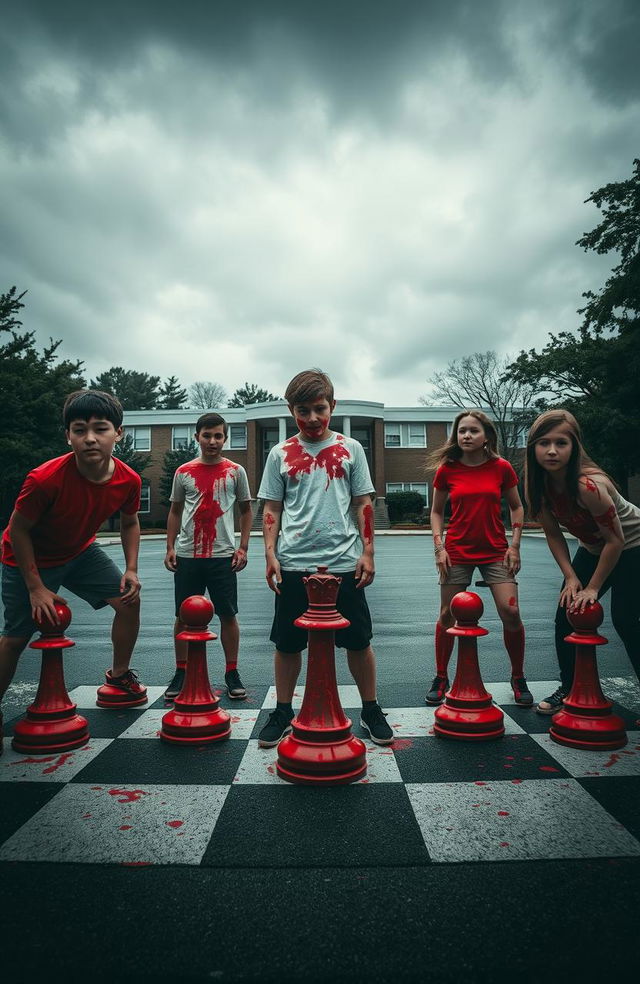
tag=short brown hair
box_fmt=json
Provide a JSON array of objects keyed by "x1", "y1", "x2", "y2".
[
  {"x1": 63, "y1": 390, "x2": 123, "y2": 429},
  {"x1": 195, "y1": 412, "x2": 228, "y2": 437},
  {"x1": 284, "y1": 369, "x2": 334, "y2": 406}
]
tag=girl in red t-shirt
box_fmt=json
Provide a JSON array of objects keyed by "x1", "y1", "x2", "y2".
[
  {"x1": 525, "y1": 409, "x2": 640, "y2": 714},
  {"x1": 426, "y1": 410, "x2": 531, "y2": 706}
]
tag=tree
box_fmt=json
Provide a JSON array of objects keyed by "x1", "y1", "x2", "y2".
[
  {"x1": 159, "y1": 441, "x2": 198, "y2": 506},
  {"x1": 112, "y1": 433, "x2": 152, "y2": 476},
  {"x1": 90, "y1": 367, "x2": 161, "y2": 409},
  {"x1": 419, "y1": 350, "x2": 538, "y2": 466},
  {"x1": 157, "y1": 375, "x2": 188, "y2": 409},
  {"x1": 0, "y1": 287, "x2": 85, "y2": 525},
  {"x1": 188, "y1": 380, "x2": 227, "y2": 410},
  {"x1": 507, "y1": 159, "x2": 640, "y2": 491},
  {"x1": 228, "y1": 382, "x2": 279, "y2": 407}
]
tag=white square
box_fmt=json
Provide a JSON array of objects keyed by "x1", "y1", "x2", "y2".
[
  {"x1": 0, "y1": 783, "x2": 229, "y2": 865},
  {"x1": 261, "y1": 684, "x2": 362, "y2": 710},
  {"x1": 67, "y1": 685, "x2": 166, "y2": 708},
  {"x1": 117, "y1": 706, "x2": 260, "y2": 740},
  {"x1": 485, "y1": 680, "x2": 559, "y2": 706},
  {"x1": 384, "y1": 706, "x2": 525, "y2": 737},
  {"x1": 0, "y1": 740, "x2": 114, "y2": 783},
  {"x1": 406, "y1": 778, "x2": 640, "y2": 862},
  {"x1": 531, "y1": 732, "x2": 640, "y2": 778},
  {"x1": 233, "y1": 739, "x2": 402, "y2": 784},
  {"x1": 601, "y1": 676, "x2": 640, "y2": 714}
]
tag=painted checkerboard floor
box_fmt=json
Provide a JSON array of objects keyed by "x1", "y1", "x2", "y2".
[{"x1": 2, "y1": 680, "x2": 640, "y2": 867}]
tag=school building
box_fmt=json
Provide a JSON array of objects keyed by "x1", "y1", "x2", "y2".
[{"x1": 122, "y1": 400, "x2": 529, "y2": 529}]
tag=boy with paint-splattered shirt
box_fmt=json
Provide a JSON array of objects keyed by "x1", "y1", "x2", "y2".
[
  {"x1": 257, "y1": 368, "x2": 393, "y2": 748},
  {"x1": 163, "y1": 413, "x2": 252, "y2": 701}
]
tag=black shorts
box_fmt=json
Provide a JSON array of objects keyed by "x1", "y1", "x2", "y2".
[
  {"x1": 174, "y1": 556, "x2": 238, "y2": 618},
  {"x1": 270, "y1": 570, "x2": 373, "y2": 653}
]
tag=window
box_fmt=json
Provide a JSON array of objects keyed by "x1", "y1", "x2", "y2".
[
  {"x1": 385, "y1": 482, "x2": 429, "y2": 505},
  {"x1": 384, "y1": 423, "x2": 426, "y2": 448},
  {"x1": 139, "y1": 481, "x2": 150, "y2": 514},
  {"x1": 351, "y1": 426, "x2": 371, "y2": 450},
  {"x1": 229, "y1": 424, "x2": 247, "y2": 449},
  {"x1": 172, "y1": 425, "x2": 193, "y2": 450},
  {"x1": 123, "y1": 426, "x2": 150, "y2": 451}
]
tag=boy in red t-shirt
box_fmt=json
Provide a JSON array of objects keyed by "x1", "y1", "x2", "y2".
[{"x1": 0, "y1": 389, "x2": 147, "y2": 751}]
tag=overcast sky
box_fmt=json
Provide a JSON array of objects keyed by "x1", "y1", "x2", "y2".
[{"x1": 2, "y1": 0, "x2": 639, "y2": 406}]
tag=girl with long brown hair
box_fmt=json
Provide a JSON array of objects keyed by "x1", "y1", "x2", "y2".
[
  {"x1": 425, "y1": 410, "x2": 531, "y2": 706},
  {"x1": 525, "y1": 409, "x2": 640, "y2": 714}
]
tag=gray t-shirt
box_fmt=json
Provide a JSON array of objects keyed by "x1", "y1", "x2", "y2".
[
  {"x1": 258, "y1": 432, "x2": 374, "y2": 571},
  {"x1": 171, "y1": 458, "x2": 251, "y2": 558}
]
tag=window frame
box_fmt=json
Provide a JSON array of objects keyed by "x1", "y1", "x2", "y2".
[{"x1": 123, "y1": 426, "x2": 151, "y2": 452}]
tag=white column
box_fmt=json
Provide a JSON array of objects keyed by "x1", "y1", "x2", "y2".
[
  {"x1": 278, "y1": 417, "x2": 287, "y2": 442},
  {"x1": 341, "y1": 416, "x2": 351, "y2": 438}
]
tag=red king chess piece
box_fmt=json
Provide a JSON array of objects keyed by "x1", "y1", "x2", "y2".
[
  {"x1": 160, "y1": 595, "x2": 231, "y2": 744},
  {"x1": 549, "y1": 601, "x2": 627, "y2": 750},
  {"x1": 12, "y1": 603, "x2": 90, "y2": 753},
  {"x1": 434, "y1": 591, "x2": 505, "y2": 741},
  {"x1": 277, "y1": 567, "x2": 367, "y2": 784}
]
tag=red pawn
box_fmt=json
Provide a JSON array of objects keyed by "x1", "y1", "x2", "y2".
[
  {"x1": 434, "y1": 591, "x2": 505, "y2": 741},
  {"x1": 160, "y1": 595, "x2": 231, "y2": 744},
  {"x1": 550, "y1": 602, "x2": 627, "y2": 750},
  {"x1": 12, "y1": 603, "x2": 90, "y2": 753},
  {"x1": 277, "y1": 567, "x2": 367, "y2": 784}
]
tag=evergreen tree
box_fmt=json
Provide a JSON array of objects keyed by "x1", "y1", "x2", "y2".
[
  {"x1": 112, "y1": 433, "x2": 152, "y2": 475},
  {"x1": 159, "y1": 441, "x2": 198, "y2": 506},
  {"x1": 90, "y1": 367, "x2": 161, "y2": 409},
  {"x1": 158, "y1": 375, "x2": 188, "y2": 409},
  {"x1": 228, "y1": 382, "x2": 279, "y2": 407}
]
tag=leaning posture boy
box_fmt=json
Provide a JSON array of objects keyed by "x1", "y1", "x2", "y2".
[
  {"x1": 257, "y1": 368, "x2": 393, "y2": 747},
  {"x1": 164, "y1": 413, "x2": 253, "y2": 700},
  {"x1": 0, "y1": 389, "x2": 147, "y2": 751}
]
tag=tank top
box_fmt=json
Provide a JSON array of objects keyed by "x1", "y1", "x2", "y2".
[{"x1": 548, "y1": 480, "x2": 640, "y2": 556}]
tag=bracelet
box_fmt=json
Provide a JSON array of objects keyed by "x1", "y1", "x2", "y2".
[{"x1": 434, "y1": 544, "x2": 445, "y2": 554}]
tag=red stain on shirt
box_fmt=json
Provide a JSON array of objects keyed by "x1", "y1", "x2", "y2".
[
  {"x1": 282, "y1": 436, "x2": 351, "y2": 489},
  {"x1": 363, "y1": 503, "x2": 374, "y2": 544},
  {"x1": 594, "y1": 504, "x2": 617, "y2": 534},
  {"x1": 583, "y1": 476, "x2": 601, "y2": 498},
  {"x1": 183, "y1": 461, "x2": 237, "y2": 558},
  {"x1": 108, "y1": 788, "x2": 149, "y2": 803}
]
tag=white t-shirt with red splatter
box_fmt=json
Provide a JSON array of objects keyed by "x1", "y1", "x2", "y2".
[
  {"x1": 258, "y1": 432, "x2": 374, "y2": 572},
  {"x1": 171, "y1": 458, "x2": 251, "y2": 559}
]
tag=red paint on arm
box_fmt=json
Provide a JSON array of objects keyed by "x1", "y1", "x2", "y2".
[
  {"x1": 583, "y1": 476, "x2": 601, "y2": 498},
  {"x1": 594, "y1": 504, "x2": 617, "y2": 533},
  {"x1": 363, "y1": 503, "x2": 374, "y2": 544},
  {"x1": 264, "y1": 512, "x2": 275, "y2": 530}
]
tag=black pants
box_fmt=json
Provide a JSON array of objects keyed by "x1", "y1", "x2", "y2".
[{"x1": 555, "y1": 546, "x2": 640, "y2": 691}]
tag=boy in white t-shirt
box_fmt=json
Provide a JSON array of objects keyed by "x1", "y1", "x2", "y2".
[
  {"x1": 257, "y1": 369, "x2": 393, "y2": 747},
  {"x1": 164, "y1": 413, "x2": 252, "y2": 700}
]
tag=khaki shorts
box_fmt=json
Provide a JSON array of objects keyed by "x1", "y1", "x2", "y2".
[{"x1": 440, "y1": 562, "x2": 516, "y2": 587}]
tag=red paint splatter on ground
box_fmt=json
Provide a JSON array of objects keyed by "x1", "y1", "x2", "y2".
[
  {"x1": 503, "y1": 764, "x2": 513, "y2": 769},
  {"x1": 82, "y1": 813, "x2": 92, "y2": 819},
  {"x1": 474, "y1": 781, "x2": 488, "y2": 786},
  {"x1": 392, "y1": 738, "x2": 414, "y2": 750},
  {"x1": 363, "y1": 504, "x2": 374, "y2": 544},
  {"x1": 42, "y1": 753, "x2": 76, "y2": 774},
  {"x1": 183, "y1": 460, "x2": 237, "y2": 557},
  {"x1": 91, "y1": 786, "x2": 103, "y2": 790},
  {"x1": 511, "y1": 779, "x2": 523, "y2": 784},
  {"x1": 166, "y1": 820, "x2": 183, "y2": 829},
  {"x1": 118, "y1": 825, "x2": 133, "y2": 831},
  {"x1": 603, "y1": 753, "x2": 621, "y2": 768},
  {"x1": 539, "y1": 766, "x2": 559, "y2": 773},
  {"x1": 10, "y1": 755, "x2": 57, "y2": 766},
  {"x1": 505, "y1": 756, "x2": 514, "y2": 760},
  {"x1": 108, "y1": 788, "x2": 149, "y2": 803},
  {"x1": 499, "y1": 842, "x2": 510, "y2": 848},
  {"x1": 498, "y1": 811, "x2": 510, "y2": 816},
  {"x1": 267, "y1": 765, "x2": 275, "y2": 775},
  {"x1": 282, "y1": 436, "x2": 350, "y2": 489}
]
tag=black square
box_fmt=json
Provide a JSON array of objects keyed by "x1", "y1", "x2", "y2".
[
  {"x1": 69, "y1": 737, "x2": 247, "y2": 785},
  {"x1": 0, "y1": 783, "x2": 64, "y2": 846},
  {"x1": 578, "y1": 776, "x2": 640, "y2": 840}
]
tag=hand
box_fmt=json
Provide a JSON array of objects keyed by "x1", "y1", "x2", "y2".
[
  {"x1": 266, "y1": 556, "x2": 282, "y2": 594},
  {"x1": 435, "y1": 548, "x2": 451, "y2": 583},
  {"x1": 569, "y1": 587, "x2": 599, "y2": 613},
  {"x1": 355, "y1": 552, "x2": 375, "y2": 589},
  {"x1": 232, "y1": 547, "x2": 248, "y2": 571},
  {"x1": 29, "y1": 586, "x2": 67, "y2": 624},
  {"x1": 119, "y1": 569, "x2": 141, "y2": 603},
  {"x1": 559, "y1": 575, "x2": 582, "y2": 609},
  {"x1": 164, "y1": 548, "x2": 177, "y2": 572},
  {"x1": 503, "y1": 546, "x2": 521, "y2": 576}
]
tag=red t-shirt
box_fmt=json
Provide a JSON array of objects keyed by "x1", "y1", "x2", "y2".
[
  {"x1": 433, "y1": 457, "x2": 519, "y2": 564},
  {"x1": 1, "y1": 453, "x2": 141, "y2": 567}
]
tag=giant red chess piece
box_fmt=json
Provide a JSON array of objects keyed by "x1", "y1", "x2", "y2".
[
  {"x1": 434, "y1": 591, "x2": 505, "y2": 740},
  {"x1": 549, "y1": 602, "x2": 627, "y2": 750},
  {"x1": 160, "y1": 595, "x2": 231, "y2": 744},
  {"x1": 277, "y1": 567, "x2": 367, "y2": 784},
  {"x1": 12, "y1": 603, "x2": 90, "y2": 753}
]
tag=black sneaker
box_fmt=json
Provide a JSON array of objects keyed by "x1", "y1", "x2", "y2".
[
  {"x1": 360, "y1": 703, "x2": 394, "y2": 745},
  {"x1": 225, "y1": 668, "x2": 247, "y2": 700},
  {"x1": 106, "y1": 668, "x2": 147, "y2": 700},
  {"x1": 258, "y1": 708, "x2": 294, "y2": 748},
  {"x1": 510, "y1": 676, "x2": 534, "y2": 706},
  {"x1": 425, "y1": 675, "x2": 449, "y2": 705},
  {"x1": 536, "y1": 686, "x2": 567, "y2": 715},
  {"x1": 164, "y1": 667, "x2": 185, "y2": 702}
]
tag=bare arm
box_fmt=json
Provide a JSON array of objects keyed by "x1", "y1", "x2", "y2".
[
  {"x1": 430, "y1": 487, "x2": 451, "y2": 580},
  {"x1": 262, "y1": 499, "x2": 283, "y2": 594},
  {"x1": 353, "y1": 494, "x2": 375, "y2": 588},
  {"x1": 503, "y1": 485, "x2": 524, "y2": 575},
  {"x1": 539, "y1": 505, "x2": 583, "y2": 608},
  {"x1": 8, "y1": 509, "x2": 67, "y2": 623},
  {"x1": 571, "y1": 475, "x2": 625, "y2": 610},
  {"x1": 164, "y1": 501, "x2": 184, "y2": 572},
  {"x1": 119, "y1": 511, "x2": 141, "y2": 602},
  {"x1": 232, "y1": 500, "x2": 252, "y2": 571}
]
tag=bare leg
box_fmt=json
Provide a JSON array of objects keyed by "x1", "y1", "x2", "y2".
[
  {"x1": 107, "y1": 597, "x2": 140, "y2": 677},
  {"x1": 347, "y1": 645, "x2": 377, "y2": 702},
  {"x1": 0, "y1": 635, "x2": 29, "y2": 703},
  {"x1": 219, "y1": 615, "x2": 240, "y2": 670},
  {"x1": 274, "y1": 649, "x2": 302, "y2": 703}
]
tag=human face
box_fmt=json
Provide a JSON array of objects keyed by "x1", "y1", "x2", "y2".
[
  {"x1": 457, "y1": 415, "x2": 486, "y2": 456},
  {"x1": 534, "y1": 425, "x2": 573, "y2": 476},
  {"x1": 66, "y1": 416, "x2": 121, "y2": 471},
  {"x1": 197, "y1": 425, "x2": 226, "y2": 462},
  {"x1": 290, "y1": 397, "x2": 335, "y2": 442}
]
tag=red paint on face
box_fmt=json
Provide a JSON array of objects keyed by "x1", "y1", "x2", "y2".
[
  {"x1": 296, "y1": 415, "x2": 330, "y2": 438},
  {"x1": 183, "y1": 460, "x2": 237, "y2": 557},
  {"x1": 363, "y1": 503, "x2": 373, "y2": 544},
  {"x1": 108, "y1": 788, "x2": 149, "y2": 803},
  {"x1": 282, "y1": 436, "x2": 350, "y2": 489},
  {"x1": 595, "y1": 504, "x2": 617, "y2": 534}
]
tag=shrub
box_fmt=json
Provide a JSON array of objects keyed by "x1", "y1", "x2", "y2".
[{"x1": 386, "y1": 490, "x2": 426, "y2": 523}]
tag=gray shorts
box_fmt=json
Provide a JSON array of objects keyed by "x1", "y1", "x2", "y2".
[
  {"x1": 2, "y1": 543, "x2": 124, "y2": 639},
  {"x1": 440, "y1": 562, "x2": 516, "y2": 587}
]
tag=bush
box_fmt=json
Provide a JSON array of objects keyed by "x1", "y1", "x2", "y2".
[{"x1": 386, "y1": 490, "x2": 426, "y2": 523}]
